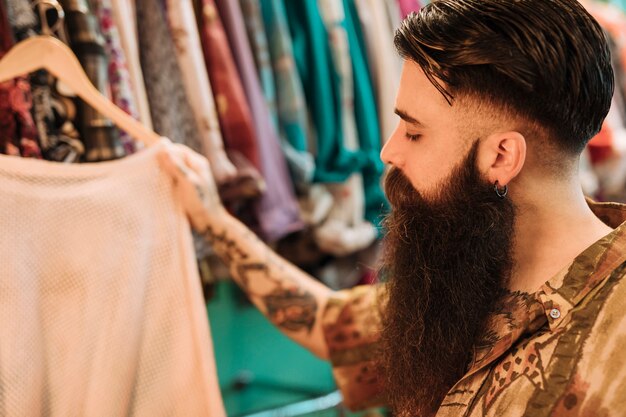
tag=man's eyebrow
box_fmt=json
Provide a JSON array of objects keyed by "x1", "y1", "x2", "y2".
[{"x1": 394, "y1": 108, "x2": 424, "y2": 126}]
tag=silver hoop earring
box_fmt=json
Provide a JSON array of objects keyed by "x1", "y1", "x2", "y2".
[{"x1": 494, "y1": 181, "x2": 508, "y2": 199}]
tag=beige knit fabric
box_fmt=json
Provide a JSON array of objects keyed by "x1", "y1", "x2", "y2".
[{"x1": 0, "y1": 142, "x2": 225, "y2": 417}]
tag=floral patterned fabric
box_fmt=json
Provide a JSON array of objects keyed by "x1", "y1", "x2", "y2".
[
  {"x1": 91, "y1": 0, "x2": 141, "y2": 154},
  {"x1": 0, "y1": 0, "x2": 41, "y2": 159}
]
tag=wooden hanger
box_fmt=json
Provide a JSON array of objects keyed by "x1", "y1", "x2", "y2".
[{"x1": 0, "y1": 35, "x2": 159, "y2": 147}]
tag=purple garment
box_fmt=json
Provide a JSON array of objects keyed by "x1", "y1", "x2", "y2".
[
  {"x1": 397, "y1": 0, "x2": 422, "y2": 17},
  {"x1": 214, "y1": 0, "x2": 303, "y2": 242}
]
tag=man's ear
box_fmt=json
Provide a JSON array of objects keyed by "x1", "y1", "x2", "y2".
[{"x1": 478, "y1": 131, "x2": 527, "y2": 186}]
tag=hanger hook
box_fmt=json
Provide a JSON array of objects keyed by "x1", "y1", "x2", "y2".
[{"x1": 31, "y1": 0, "x2": 66, "y2": 38}]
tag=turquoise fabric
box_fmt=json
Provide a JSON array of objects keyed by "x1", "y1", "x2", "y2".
[
  {"x1": 344, "y1": 0, "x2": 387, "y2": 224},
  {"x1": 283, "y1": 0, "x2": 387, "y2": 224},
  {"x1": 259, "y1": 0, "x2": 316, "y2": 188},
  {"x1": 283, "y1": 0, "x2": 368, "y2": 184}
]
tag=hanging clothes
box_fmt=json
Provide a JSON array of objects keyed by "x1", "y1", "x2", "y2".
[
  {"x1": 344, "y1": 0, "x2": 387, "y2": 226},
  {"x1": 239, "y1": 0, "x2": 278, "y2": 124},
  {"x1": 109, "y1": 0, "x2": 153, "y2": 129},
  {"x1": 258, "y1": 0, "x2": 315, "y2": 190},
  {"x1": 214, "y1": 0, "x2": 303, "y2": 242},
  {"x1": 135, "y1": 0, "x2": 204, "y2": 153},
  {"x1": 6, "y1": 0, "x2": 85, "y2": 163},
  {"x1": 256, "y1": 0, "x2": 331, "y2": 236},
  {"x1": 583, "y1": 1, "x2": 626, "y2": 117},
  {"x1": 579, "y1": 1, "x2": 626, "y2": 200},
  {"x1": 60, "y1": 0, "x2": 125, "y2": 162},
  {"x1": 397, "y1": 0, "x2": 423, "y2": 18},
  {"x1": 314, "y1": 0, "x2": 376, "y2": 257},
  {"x1": 0, "y1": 1, "x2": 21, "y2": 156},
  {"x1": 91, "y1": 0, "x2": 141, "y2": 155},
  {"x1": 197, "y1": 0, "x2": 267, "y2": 213},
  {"x1": 283, "y1": 1, "x2": 367, "y2": 184},
  {"x1": 0, "y1": 142, "x2": 225, "y2": 417},
  {"x1": 354, "y1": 0, "x2": 402, "y2": 143},
  {"x1": 385, "y1": 0, "x2": 404, "y2": 34},
  {"x1": 4, "y1": 0, "x2": 38, "y2": 35},
  {"x1": 197, "y1": 0, "x2": 260, "y2": 171},
  {"x1": 0, "y1": 0, "x2": 42, "y2": 158},
  {"x1": 165, "y1": 0, "x2": 241, "y2": 185},
  {"x1": 243, "y1": 0, "x2": 325, "y2": 226}
]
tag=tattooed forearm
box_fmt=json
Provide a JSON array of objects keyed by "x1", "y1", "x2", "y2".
[
  {"x1": 264, "y1": 287, "x2": 317, "y2": 332},
  {"x1": 201, "y1": 222, "x2": 319, "y2": 334},
  {"x1": 203, "y1": 224, "x2": 251, "y2": 265}
]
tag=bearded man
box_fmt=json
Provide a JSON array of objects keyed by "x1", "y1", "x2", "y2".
[{"x1": 158, "y1": 0, "x2": 626, "y2": 415}]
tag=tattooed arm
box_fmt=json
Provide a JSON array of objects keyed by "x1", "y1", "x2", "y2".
[{"x1": 158, "y1": 141, "x2": 335, "y2": 359}]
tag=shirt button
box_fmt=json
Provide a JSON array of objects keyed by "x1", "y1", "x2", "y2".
[{"x1": 550, "y1": 308, "x2": 561, "y2": 319}]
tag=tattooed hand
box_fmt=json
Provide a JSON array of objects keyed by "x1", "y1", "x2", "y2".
[{"x1": 157, "y1": 139, "x2": 228, "y2": 231}]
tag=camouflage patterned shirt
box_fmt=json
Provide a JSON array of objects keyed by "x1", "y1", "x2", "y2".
[{"x1": 322, "y1": 200, "x2": 626, "y2": 416}]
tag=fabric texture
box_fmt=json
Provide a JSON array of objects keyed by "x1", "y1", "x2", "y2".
[
  {"x1": 0, "y1": 142, "x2": 225, "y2": 416},
  {"x1": 136, "y1": 0, "x2": 204, "y2": 153},
  {"x1": 91, "y1": 0, "x2": 140, "y2": 155},
  {"x1": 240, "y1": 0, "x2": 277, "y2": 124},
  {"x1": 344, "y1": 0, "x2": 387, "y2": 225},
  {"x1": 199, "y1": 0, "x2": 261, "y2": 170},
  {"x1": 60, "y1": 0, "x2": 125, "y2": 162},
  {"x1": 313, "y1": 0, "x2": 376, "y2": 257},
  {"x1": 110, "y1": 0, "x2": 153, "y2": 129},
  {"x1": 215, "y1": 0, "x2": 303, "y2": 242},
  {"x1": 0, "y1": 0, "x2": 21, "y2": 157},
  {"x1": 4, "y1": 0, "x2": 37, "y2": 33},
  {"x1": 258, "y1": 0, "x2": 315, "y2": 190},
  {"x1": 6, "y1": 0, "x2": 85, "y2": 163},
  {"x1": 165, "y1": 0, "x2": 239, "y2": 185},
  {"x1": 0, "y1": 1, "x2": 42, "y2": 159},
  {"x1": 354, "y1": 0, "x2": 401, "y2": 143},
  {"x1": 322, "y1": 200, "x2": 626, "y2": 415},
  {"x1": 284, "y1": 0, "x2": 366, "y2": 184}
]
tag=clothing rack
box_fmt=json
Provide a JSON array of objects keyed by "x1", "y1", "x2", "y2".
[{"x1": 240, "y1": 391, "x2": 343, "y2": 417}]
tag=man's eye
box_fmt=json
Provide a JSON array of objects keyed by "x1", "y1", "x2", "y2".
[{"x1": 405, "y1": 133, "x2": 422, "y2": 142}]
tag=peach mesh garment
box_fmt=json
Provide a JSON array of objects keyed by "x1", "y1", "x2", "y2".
[{"x1": 0, "y1": 143, "x2": 225, "y2": 417}]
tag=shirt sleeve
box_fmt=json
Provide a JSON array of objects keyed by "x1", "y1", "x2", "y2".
[{"x1": 321, "y1": 284, "x2": 387, "y2": 410}]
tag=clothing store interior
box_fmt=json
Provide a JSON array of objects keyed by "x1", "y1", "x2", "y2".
[{"x1": 2, "y1": 0, "x2": 626, "y2": 416}]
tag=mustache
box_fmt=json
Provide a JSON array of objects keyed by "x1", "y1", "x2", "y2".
[{"x1": 383, "y1": 167, "x2": 422, "y2": 209}]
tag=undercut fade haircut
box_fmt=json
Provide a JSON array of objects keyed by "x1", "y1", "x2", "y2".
[{"x1": 395, "y1": 0, "x2": 614, "y2": 154}]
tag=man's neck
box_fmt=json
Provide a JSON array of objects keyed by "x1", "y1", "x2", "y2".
[{"x1": 509, "y1": 183, "x2": 614, "y2": 293}]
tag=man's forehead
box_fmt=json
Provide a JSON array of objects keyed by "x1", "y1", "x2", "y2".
[{"x1": 395, "y1": 60, "x2": 455, "y2": 122}]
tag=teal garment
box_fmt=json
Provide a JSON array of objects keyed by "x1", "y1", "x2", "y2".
[
  {"x1": 283, "y1": 0, "x2": 368, "y2": 184},
  {"x1": 345, "y1": 0, "x2": 388, "y2": 225},
  {"x1": 258, "y1": 0, "x2": 315, "y2": 189}
]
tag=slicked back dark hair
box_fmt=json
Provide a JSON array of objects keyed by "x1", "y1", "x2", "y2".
[{"x1": 395, "y1": 0, "x2": 614, "y2": 155}]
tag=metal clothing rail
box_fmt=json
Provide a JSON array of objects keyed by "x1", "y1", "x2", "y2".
[{"x1": 241, "y1": 391, "x2": 343, "y2": 417}]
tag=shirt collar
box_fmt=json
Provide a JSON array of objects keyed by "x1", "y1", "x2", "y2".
[
  {"x1": 465, "y1": 199, "x2": 626, "y2": 377},
  {"x1": 537, "y1": 200, "x2": 626, "y2": 330}
]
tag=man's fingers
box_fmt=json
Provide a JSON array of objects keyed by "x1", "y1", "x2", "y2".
[
  {"x1": 157, "y1": 148, "x2": 200, "y2": 186},
  {"x1": 183, "y1": 152, "x2": 213, "y2": 188},
  {"x1": 157, "y1": 149, "x2": 184, "y2": 184}
]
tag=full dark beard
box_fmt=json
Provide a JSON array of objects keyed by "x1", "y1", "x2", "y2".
[{"x1": 379, "y1": 142, "x2": 516, "y2": 416}]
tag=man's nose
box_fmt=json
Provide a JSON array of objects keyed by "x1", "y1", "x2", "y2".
[{"x1": 380, "y1": 129, "x2": 404, "y2": 168}]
